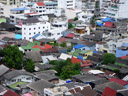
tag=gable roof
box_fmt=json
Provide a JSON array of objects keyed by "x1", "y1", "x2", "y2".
[
  {"x1": 0, "y1": 65, "x2": 9, "y2": 77},
  {"x1": 109, "y1": 78, "x2": 128, "y2": 86},
  {"x1": 59, "y1": 53, "x2": 72, "y2": 60},
  {"x1": 44, "y1": 44, "x2": 52, "y2": 49},
  {"x1": 94, "y1": 82, "x2": 126, "y2": 93},
  {"x1": 36, "y1": 2, "x2": 45, "y2": 6},
  {"x1": 3, "y1": 70, "x2": 33, "y2": 80},
  {"x1": 71, "y1": 57, "x2": 82, "y2": 64},
  {"x1": 27, "y1": 80, "x2": 54, "y2": 94},
  {"x1": 102, "y1": 87, "x2": 116, "y2": 96},
  {"x1": 57, "y1": 37, "x2": 67, "y2": 43},
  {"x1": 3, "y1": 89, "x2": 20, "y2": 96},
  {"x1": 104, "y1": 22, "x2": 115, "y2": 28},
  {"x1": 25, "y1": 51, "x2": 42, "y2": 62},
  {"x1": 66, "y1": 33, "x2": 74, "y2": 38}
]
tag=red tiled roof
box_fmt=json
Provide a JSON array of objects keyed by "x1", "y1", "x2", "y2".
[
  {"x1": 57, "y1": 37, "x2": 67, "y2": 43},
  {"x1": 41, "y1": 47, "x2": 58, "y2": 53},
  {"x1": 3, "y1": 90, "x2": 20, "y2": 96},
  {"x1": 44, "y1": 44, "x2": 52, "y2": 49},
  {"x1": 81, "y1": 60, "x2": 93, "y2": 67},
  {"x1": 102, "y1": 87, "x2": 116, "y2": 96},
  {"x1": 32, "y1": 45, "x2": 44, "y2": 50},
  {"x1": 109, "y1": 78, "x2": 128, "y2": 86},
  {"x1": 120, "y1": 55, "x2": 128, "y2": 59},
  {"x1": 26, "y1": 12, "x2": 38, "y2": 15},
  {"x1": 36, "y1": 2, "x2": 45, "y2": 6},
  {"x1": 71, "y1": 56, "x2": 82, "y2": 64},
  {"x1": 66, "y1": 33, "x2": 74, "y2": 38},
  {"x1": 104, "y1": 22, "x2": 115, "y2": 28}
]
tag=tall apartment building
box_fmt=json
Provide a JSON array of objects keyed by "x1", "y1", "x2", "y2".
[
  {"x1": 0, "y1": 0, "x2": 21, "y2": 6},
  {"x1": 100, "y1": 0, "x2": 128, "y2": 19}
]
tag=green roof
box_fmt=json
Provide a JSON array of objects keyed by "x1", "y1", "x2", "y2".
[
  {"x1": 106, "y1": 65, "x2": 118, "y2": 70},
  {"x1": 79, "y1": 50, "x2": 91, "y2": 54},
  {"x1": 0, "y1": 18, "x2": 6, "y2": 23},
  {"x1": 21, "y1": 41, "x2": 41, "y2": 50},
  {"x1": 114, "y1": 62, "x2": 126, "y2": 67}
]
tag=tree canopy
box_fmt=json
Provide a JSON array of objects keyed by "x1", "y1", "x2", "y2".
[
  {"x1": 74, "y1": 17, "x2": 78, "y2": 21},
  {"x1": 24, "y1": 59, "x2": 35, "y2": 72},
  {"x1": 49, "y1": 58, "x2": 81, "y2": 80},
  {"x1": 103, "y1": 53, "x2": 116, "y2": 64},
  {"x1": 68, "y1": 22, "x2": 74, "y2": 29},
  {"x1": 2, "y1": 45, "x2": 23, "y2": 69}
]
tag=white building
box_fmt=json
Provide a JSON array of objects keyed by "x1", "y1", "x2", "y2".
[
  {"x1": 0, "y1": 0, "x2": 21, "y2": 6},
  {"x1": 3, "y1": 70, "x2": 35, "y2": 86},
  {"x1": 22, "y1": 17, "x2": 50, "y2": 41},
  {"x1": 101, "y1": 0, "x2": 128, "y2": 19},
  {"x1": 0, "y1": 3, "x2": 17, "y2": 17},
  {"x1": 44, "y1": 86, "x2": 71, "y2": 96},
  {"x1": 77, "y1": 11, "x2": 94, "y2": 23},
  {"x1": 58, "y1": 0, "x2": 75, "y2": 9}
]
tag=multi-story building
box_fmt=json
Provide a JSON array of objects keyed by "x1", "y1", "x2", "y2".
[
  {"x1": 22, "y1": 17, "x2": 50, "y2": 41},
  {"x1": 58, "y1": 0, "x2": 75, "y2": 9},
  {"x1": 100, "y1": 0, "x2": 128, "y2": 19},
  {"x1": 0, "y1": 0, "x2": 21, "y2": 6}
]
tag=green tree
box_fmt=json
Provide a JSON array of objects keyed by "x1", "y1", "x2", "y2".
[
  {"x1": 103, "y1": 53, "x2": 116, "y2": 64},
  {"x1": 24, "y1": 59, "x2": 35, "y2": 72},
  {"x1": 90, "y1": 16, "x2": 96, "y2": 27},
  {"x1": 3, "y1": 45, "x2": 23, "y2": 69},
  {"x1": 74, "y1": 17, "x2": 78, "y2": 21},
  {"x1": 60, "y1": 42, "x2": 67, "y2": 47},
  {"x1": 68, "y1": 22, "x2": 73, "y2": 29}
]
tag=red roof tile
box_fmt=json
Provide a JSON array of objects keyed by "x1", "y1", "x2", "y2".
[
  {"x1": 44, "y1": 44, "x2": 52, "y2": 49},
  {"x1": 104, "y1": 22, "x2": 115, "y2": 28},
  {"x1": 66, "y1": 33, "x2": 74, "y2": 38},
  {"x1": 26, "y1": 12, "x2": 38, "y2": 15},
  {"x1": 102, "y1": 87, "x2": 116, "y2": 96},
  {"x1": 120, "y1": 55, "x2": 128, "y2": 59},
  {"x1": 57, "y1": 37, "x2": 67, "y2": 43},
  {"x1": 71, "y1": 56, "x2": 82, "y2": 64},
  {"x1": 36, "y1": 2, "x2": 45, "y2": 6},
  {"x1": 109, "y1": 78, "x2": 128, "y2": 86},
  {"x1": 32, "y1": 45, "x2": 44, "y2": 50},
  {"x1": 3, "y1": 90, "x2": 20, "y2": 96}
]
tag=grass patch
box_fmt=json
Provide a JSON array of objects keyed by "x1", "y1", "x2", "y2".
[{"x1": 9, "y1": 82, "x2": 28, "y2": 89}]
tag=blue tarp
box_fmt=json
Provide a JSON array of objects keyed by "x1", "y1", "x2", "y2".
[
  {"x1": 96, "y1": 22, "x2": 103, "y2": 26},
  {"x1": 78, "y1": 56, "x2": 83, "y2": 60},
  {"x1": 15, "y1": 34, "x2": 22, "y2": 39},
  {"x1": 66, "y1": 80, "x2": 72, "y2": 83},
  {"x1": 116, "y1": 48, "x2": 128, "y2": 57},
  {"x1": 122, "y1": 43, "x2": 128, "y2": 47},
  {"x1": 101, "y1": 17, "x2": 115, "y2": 22},
  {"x1": 93, "y1": 51, "x2": 98, "y2": 54},
  {"x1": 32, "y1": 33, "x2": 40, "y2": 39},
  {"x1": 74, "y1": 44, "x2": 85, "y2": 49},
  {"x1": 11, "y1": 7, "x2": 29, "y2": 11}
]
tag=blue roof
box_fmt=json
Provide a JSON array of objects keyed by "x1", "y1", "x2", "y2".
[
  {"x1": 77, "y1": 56, "x2": 83, "y2": 60},
  {"x1": 74, "y1": 44, "x2": 85, "y2": 49},
  {"x1": 32, "y1": 33, "x2": 40, "y2": 39},
  {"x1": 15, "y1": 34, "x2": 22, "y2": 39},
  {"x1": 101, "y1": 17, "x2": 112, "y2": 22},
  {"x1": 122, "y1": 43, "x2": 128, "y2": 47},
  {"x1": 93, "y1": 51, "x2": 98, "y2": 54},
  {"x1": 96, "y1": 22, "x2": 103, "y2": 26},
  {"x1": 11, "y1": 7, "x2": 29, "y2": 11}
]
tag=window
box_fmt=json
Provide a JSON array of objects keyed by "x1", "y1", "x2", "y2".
[
  {"x1": 11, "y1": 79, "x2": 16, "y2": 82},
  {"x1": 34, "y1": 32, "x2": 36, "y2": 34},
  {"x1": 34, "y1": 28, "x2": 36, "y2": 30},
  {"x1": 38, "y1": 27, "x2": 40, "y2": 29},
  {"x1": 24, "y1": 28, "x2": 26, "y2": 30},
  {"x1": 57, "y1": 33, "x2": 60, "y2": 35},
  {"x1": 43, "y1": 27, "x2": 45, "y2": 28},
  {"x1": 29, "y1": 33, "x2": 31, "y2": 35},
  {"x1": 26, "y1": 77, "x2": 31, "y2": 80},
  {"x1": 29, "y1": 28, "x2": 31, "y2": 30},
  {"x1": 39, "y1": 32, "x2": 40, "y2": 33},
  {"x1": 29, "y1": 37, "x2": 31, "y2": 39},
  {"x1": 24, "y1": 37, "x2": 26, "y2": 40}
]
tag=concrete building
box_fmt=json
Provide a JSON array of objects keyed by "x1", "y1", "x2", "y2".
[
  {"x1": 100, "y1": 0, "x2": 128, "y2": 19},
  {"x1": 0, "y1": 0, "x2": 21, "y2": 6},
  {"x1": 22, "y1": 17, "x2": 50, "y2": 41}
]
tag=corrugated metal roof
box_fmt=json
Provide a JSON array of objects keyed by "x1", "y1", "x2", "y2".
[{"x1": 11, "y1": 7, "x2": 29, "y2": 11}]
